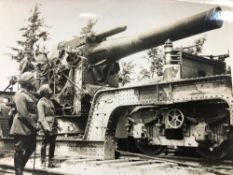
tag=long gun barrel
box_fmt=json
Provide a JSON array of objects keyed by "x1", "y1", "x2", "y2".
[
  {"x1": 94, "y1": 26, "x2": 127, "y2": 42},
  {"x1": 85, "y1": 7, "x2": 223, "y2": 65}
]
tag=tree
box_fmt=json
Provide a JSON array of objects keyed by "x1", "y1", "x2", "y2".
[
  {"x1": 119, "y1": 61, "x2": 135, "y2": 86},
  {"x1": 10, "y1": 4, "x2": 49, "y2": 63},
  {"x1": 147, "y1": 47, "x2": 164, "y2": 77},
  {"x1": 138, "y1": 68, "x2": 151, "y2": 80},
  {"x1": 138, "y1": 47, "x2": 163, "y2": 80},
  {"x1": 80, "y1": 19, "x2": 97, "y2": 36},
  {"x1": 138, "y1": 35, "x2": 207, "y2": 81}
]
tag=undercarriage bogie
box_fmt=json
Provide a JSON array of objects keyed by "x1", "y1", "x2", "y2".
[{"x1": 127, "y1": 100, "x2": 231, "y2": 150}]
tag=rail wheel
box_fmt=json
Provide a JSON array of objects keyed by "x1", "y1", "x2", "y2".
[
  {"x1": 197, "y1": 140, "x2": 233, "y2": 160},
  {"x1": 134, "y1": 139, "x2": 164, "y2": 156}
]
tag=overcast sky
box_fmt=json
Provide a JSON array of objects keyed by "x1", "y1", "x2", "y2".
[{"x1": 0, "y1": 0, "x2": 233, "y2": 90}]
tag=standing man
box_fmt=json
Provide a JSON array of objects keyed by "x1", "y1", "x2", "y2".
[
  {"x1": 19, "y1": 52, "x2": 35, "y2": 73},
  {"x1": 10, "y1": 72, "x2": 39, "y2": 175},
  {"x1": 37, "y1": 84, "x2": 58, "y2": 168}
]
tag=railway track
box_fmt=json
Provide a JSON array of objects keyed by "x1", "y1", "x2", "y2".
[
  {"x1": 0, "y1": 150, "x2": 232, "y2": 175},
  {"x1": 117, "y1": 150, "x2": 233, "y2": 175}
]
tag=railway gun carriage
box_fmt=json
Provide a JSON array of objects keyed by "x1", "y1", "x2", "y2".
[{"x1": 1, "y1": 6, "x2": 233, "y2": 160}]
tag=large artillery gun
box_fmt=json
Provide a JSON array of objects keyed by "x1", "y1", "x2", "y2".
[
  {"x1": 54, "y1": 6, "x2": 223, "y2": 115},
  {"x1": 1, "y1": 7, "x2": 232, "y2": 160},
  {"x1": 58, "y1": 6, "x2": 223, "y2": 85}
]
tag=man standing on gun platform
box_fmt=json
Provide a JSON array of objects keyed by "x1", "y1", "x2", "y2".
[
  {"x1": 37, "y1": 84, "x2": 58, "y2": 168},
  {"x1": 9, "y1": 72, "x2": 39, "y2": 175}
]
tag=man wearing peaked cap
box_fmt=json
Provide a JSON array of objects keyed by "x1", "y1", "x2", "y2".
[
  {"x1": 10, "y1": 71, "x2": 39, "y2": 175},
  {"x1": 37, "y1": 84, "x2": 58, "y2": 168},
  {"x1": 17, "y1": 71, "x2": 36, "y2": 85}
]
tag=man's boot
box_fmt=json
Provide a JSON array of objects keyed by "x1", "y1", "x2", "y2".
[
  {"x1": 41, "y1": 143, "x2": 46, "y2": 168},
  {"x1": 14, "y1": 151, "x2": 23, "y2": 175},
  {"x1": 48, "y1": 137, "x2": 56, "y2": 168},
  {"x1": 48, "y1": 159, "x2": 56, "y2": 168}
]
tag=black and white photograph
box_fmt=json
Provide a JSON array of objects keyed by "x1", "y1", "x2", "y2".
[{"x1": 0, "y1": 0, "x2": 233, "y2": 174}]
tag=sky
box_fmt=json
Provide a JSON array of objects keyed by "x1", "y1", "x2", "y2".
[{"x1": 0, "y1": 0, "x2": 233, "y2": 90}]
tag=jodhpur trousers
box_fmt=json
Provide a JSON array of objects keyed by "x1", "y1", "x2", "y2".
[
  {"x1": 41, "y1": 135, "x2": 57, "y2": 162},
  {"x1": 14, "y1": 134, "x2": 36, "y2": 175}
]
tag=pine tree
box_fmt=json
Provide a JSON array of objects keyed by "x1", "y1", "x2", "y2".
[{"x1": 10, "y1": 4, "x2": 49, "y2": 63}]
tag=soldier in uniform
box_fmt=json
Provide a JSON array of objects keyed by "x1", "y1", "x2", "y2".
[
  {"x1": 35, "y1": 53, "x2": 50, "y2": 85},
  {"x1": 37, "y1": 84, "x2": 58, "y2": 168},
  {"x1": 9, "y1": 72, "x2": 38, "y2": 175},
  {"x1": 19, "y1": 52, "x2": 35, "y2": 73}
]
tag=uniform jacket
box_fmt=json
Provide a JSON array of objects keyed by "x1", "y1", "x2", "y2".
[
  {"x1": 10, "y1": 88, "x2": 38, "y2": 136},
  {"x1": 19, "y1": 58, "x2": 35, "y2": 73},
  {"x1": 37, "y1": 97, "x2": 58, "y2": 134}
]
